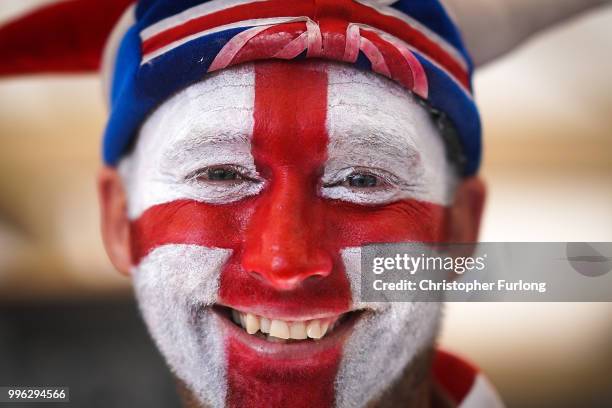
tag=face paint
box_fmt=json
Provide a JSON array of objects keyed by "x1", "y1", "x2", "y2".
[{"x1": 121, "y1": 61, "x2": 455, "y2": 408}]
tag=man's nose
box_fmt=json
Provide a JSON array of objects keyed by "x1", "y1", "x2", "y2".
[{"x1": 241, "y1": 173, "x2": 333, "y2": 291}]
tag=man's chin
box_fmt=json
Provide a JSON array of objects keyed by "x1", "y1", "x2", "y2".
[
  {"x1": 188, "y1": 305, "x2": 363, "y2": 407},
  {"x1": 178, "y1": 303, "x2": 440, "y2": 408}
]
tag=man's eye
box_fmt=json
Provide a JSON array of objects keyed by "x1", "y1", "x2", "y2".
[
  {"x1": 344, "y1": 173, "x2": 380, "y2": 188},
  {"x1": 206, "y1": 167, "x2": 239, "y2": 181},
  {"x1": 190, "y1": 165, "x2": 255, "y2": 183}
]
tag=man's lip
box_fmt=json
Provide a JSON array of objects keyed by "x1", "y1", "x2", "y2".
[
  {"x1": 210, "y1": 305, "x2": 363, "y2": 359},
  {"x1": 215, "y1": 302, "x2": 346, "y2": 321}
]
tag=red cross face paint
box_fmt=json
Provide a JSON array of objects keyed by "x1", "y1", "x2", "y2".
[{"x1": 121, "y1": 61, "x2": 456, "y2": 408}]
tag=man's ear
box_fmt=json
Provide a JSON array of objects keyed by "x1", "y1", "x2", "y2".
[
  {"x1": 97, "y1": 166, "x2": 132, "y2": 276},
  {"x1": 445, "y1": 176, "x2": 486, "y2": 243}
]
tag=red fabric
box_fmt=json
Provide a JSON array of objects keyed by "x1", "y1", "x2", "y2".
[
  {"x1": 359, "y1": 28, "x2": 415, "y2": 90},
  {"x1": 0, "y1": 0, "x2": 132, "y2": 76},
  {"x1": 224, "y1": 21, "x2": 425, "y2": 96},
  {"x1": 433, "y1": 349, "x2": 479, "y2": 405},
  {"x1": 230, "y1": 22, "x2": 306, "y2": 66}
]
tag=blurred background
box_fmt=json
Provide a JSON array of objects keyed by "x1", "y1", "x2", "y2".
[{"x1": 1, "y1": 1, "x2": 611, "y2": 407}]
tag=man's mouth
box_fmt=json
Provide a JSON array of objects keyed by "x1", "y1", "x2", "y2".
[{"x1": 213, "y1": 305, "x2": 361, "y2": 344}]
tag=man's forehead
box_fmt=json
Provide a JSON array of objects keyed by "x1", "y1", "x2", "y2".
[{"x1": 134, "y1": 61, "x2": 445, "y2": 169}]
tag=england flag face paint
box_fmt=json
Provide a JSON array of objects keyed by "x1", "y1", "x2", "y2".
[{"x1": 120, "y1": 61, "x2": 455, "y2": 408}]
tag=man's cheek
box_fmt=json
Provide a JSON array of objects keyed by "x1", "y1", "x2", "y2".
[
  {"x1": 130, "y1": 244, "x2": 232, "y2": 408},
  {"x1": 326, "y1": 199, "x2": 450, "y2": 246},
  {"x1": 129, "y1": 199, "x2": 255, "y2": 265},
  {"x1": 335, "y1": 301, "x2": 443, "y2": 407},
  {"x1": 131, "y1": 243, "x2": 231, "y2": 312},
  {"x1": 335, "y1": 248, "x2": 443, "y2": 407}
]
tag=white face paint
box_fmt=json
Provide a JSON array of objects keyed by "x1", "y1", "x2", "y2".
[
  {"x1": 121, "y1": 61, "x2": 454, "y2": 408},
  {"x1": 133, "y1": 245, "x2": 231, "y2": 407}
]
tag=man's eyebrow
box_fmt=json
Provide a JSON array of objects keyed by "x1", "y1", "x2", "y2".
[
  {"x1": 157, "y1": 93, "x2": 254, "y2": 154},
  {"x1": 167, "y1": 130, "x2": 250, "y2": 152},
  {"x1": 327, "y1": 126, "x2": 421, "y2": 164},
  {"x1": 160, "y1": 127, "x2": 252, "y2": 168}
]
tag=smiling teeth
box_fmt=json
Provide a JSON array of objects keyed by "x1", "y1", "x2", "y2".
[
  {"x1": 260, "y1": 317, "x2": 271, "y2": 333},
  {"x1": 233, "y1": 311, "x2": 334, "y2": 340},
  {"x1": 289, "y1": 321, "x2": 307, "y2": 340},
  {"x1": 269, "y1": 320, "x2": 290, "y2": 339},
  {"x1": 245, "y1": 313, "x2": 259, "y2": 334}
]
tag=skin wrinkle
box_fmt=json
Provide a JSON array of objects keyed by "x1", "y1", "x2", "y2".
[
  {"x1": 161, "y1": 131, "x2": 263, "y2": 203},
  {"x1": 323, "y1": 138, "x2": 424, "y2": 186},
  {"x1": 122, "y1": 61, "x2": 456, "y2": 408},
  {"x1": 162, "y1": 133, "x2": 256, "y2": 180},
  {"x1": 324, "y1": 125, "x2": 422, "y2": 165}
]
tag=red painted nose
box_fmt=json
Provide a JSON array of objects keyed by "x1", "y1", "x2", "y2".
[{"x1": 241, "y1": 173, "x2": 333, "y2": 291}]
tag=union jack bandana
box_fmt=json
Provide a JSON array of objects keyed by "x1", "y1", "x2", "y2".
[
  {"x1": 0, "y1": 0, "x2": 481, "y2": 174},
  {"x1": 101, "y1": 0, "x2": 481, "y2": 174}
]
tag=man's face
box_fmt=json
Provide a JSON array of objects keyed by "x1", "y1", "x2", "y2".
[{"x1": 118, "y1": 61, "x2": 457, "y2": 407}]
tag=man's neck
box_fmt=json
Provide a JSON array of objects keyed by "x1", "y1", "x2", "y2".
[{"x1": 176, "y1": 347, "x2": 455, "y2": 408}]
